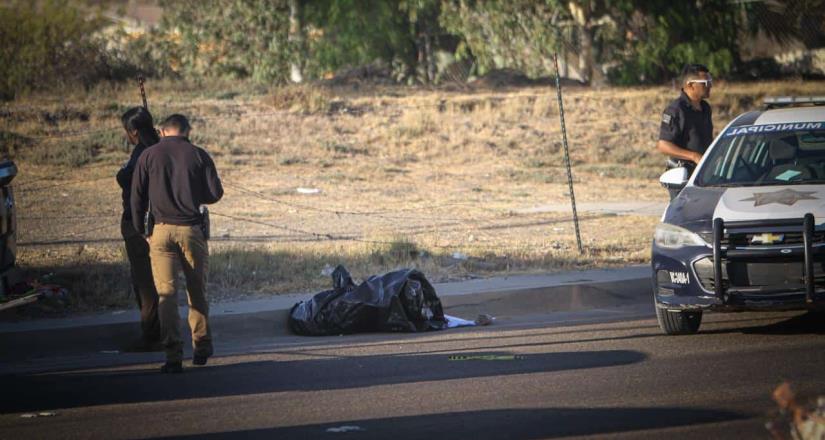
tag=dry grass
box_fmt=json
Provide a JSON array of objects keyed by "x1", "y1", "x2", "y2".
[{"x1": 3, "y1": 78, "x2": 822, "y2": 310}]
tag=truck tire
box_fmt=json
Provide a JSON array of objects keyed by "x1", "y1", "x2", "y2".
[{"x1": 655, "y1": 306, "x2": 702, "y2": 335}]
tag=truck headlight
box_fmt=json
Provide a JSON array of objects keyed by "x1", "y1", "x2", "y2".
[{"x1": 654, "y1": 223, "x2": 708, "y2": 249}]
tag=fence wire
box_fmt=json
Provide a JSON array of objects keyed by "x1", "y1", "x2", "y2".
[
  {"x1": 9, "y1": 91, "x2": 584, "y2": 252},
  {"x1": 13, "y1": 168, "x2": 592, "y2": 253}
]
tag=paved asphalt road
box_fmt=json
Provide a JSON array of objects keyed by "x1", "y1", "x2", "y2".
[{"x1": 1, "y1": 283, "x2": 824, "y2": 439}]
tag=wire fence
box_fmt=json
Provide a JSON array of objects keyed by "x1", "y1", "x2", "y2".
[
  {"x1": 7, "y1": 76, "x2": 594, "y2": 252},
  {"x1": 14, "y1": 172, "x2": 592, "y2": 252}
]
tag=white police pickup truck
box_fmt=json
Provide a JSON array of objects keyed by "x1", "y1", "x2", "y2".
[{"x1": 652, "y1": 97, "x2": 825, "y2": 334}]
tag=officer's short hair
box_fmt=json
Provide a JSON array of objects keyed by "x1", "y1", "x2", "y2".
[
  {"x1": 160, "y1": 114, "x2": 191, "y2": 134},
  {"x1": 681, "y1": 64, "x2": 710, "y2": 84}
]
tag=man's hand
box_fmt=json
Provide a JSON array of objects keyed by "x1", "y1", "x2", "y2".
[{"x1": 656, "y1": 140, "x2": 704, "y2": 165}]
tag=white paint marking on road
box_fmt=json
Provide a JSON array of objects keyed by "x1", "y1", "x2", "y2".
[
  {"x1": 326, "y1": 425, "x2": 365, "y2": 433},
  {"x1": 19, "y1": 412, "x2": 56, "y2": 418}
]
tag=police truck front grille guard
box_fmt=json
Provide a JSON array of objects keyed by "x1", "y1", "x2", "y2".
[{"x1": 712, "y1": 215, "x2": 817, "y2": 303}]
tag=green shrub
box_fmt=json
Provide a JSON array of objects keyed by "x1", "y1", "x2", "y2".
[{"x1": 0, "y1": 1, "x2": 112, "y2": 100}]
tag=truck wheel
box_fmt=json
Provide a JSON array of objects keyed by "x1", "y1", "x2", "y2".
[{"x1": 655, "y1": 306, "x2": 702, "y2": 335}]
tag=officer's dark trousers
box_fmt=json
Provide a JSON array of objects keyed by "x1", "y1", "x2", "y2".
[
  {"x1": 121, "y1": 219, "x2": 160, "y2": 342},
  {"x1": 149, "y1": 223, "x2": 212, "y2": 363}
]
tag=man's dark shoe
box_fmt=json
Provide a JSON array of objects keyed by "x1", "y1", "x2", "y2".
[
  {"x1": 192, "y1": 354, "x2": 209, "y2": 366},
  {"x1": 160, "y1": 361, "x2": 183, "y2": 374}
]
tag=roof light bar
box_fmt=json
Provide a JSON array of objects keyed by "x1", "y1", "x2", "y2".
[{"x1": 763, "y1": 96, "x2": 825, "y2": 109}]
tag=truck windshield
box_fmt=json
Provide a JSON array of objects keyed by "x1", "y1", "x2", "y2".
[{"x1": 695, "y1": 126, "x2": 825, "y2": 187}]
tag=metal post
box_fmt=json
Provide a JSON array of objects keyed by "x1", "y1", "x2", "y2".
[
  {"x1": 713, "y1": 217, "x2": 724, "y2": 302},
  {"x1": 803, "y1": 213, "x2": 814, "y2": 303},
  {"x1": 138, "y1": 76, "x2": 149, "y2": 110},
  {"x1": 552, "y1": 53, "x2": 583, "y2": 254}
]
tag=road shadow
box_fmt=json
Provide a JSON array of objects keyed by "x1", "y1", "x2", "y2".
[
  {"x1": 253, "y1": 313, "x2": 793, "y2": 356},
  {"x1": 0, "y1": 321, "x2": 142, "y2": 361},
  {"x1": 0, "y1": 349, "x2": 645, "y2": 413},
  {"x1": 709, "y1": 311, "x2": 825, "y2": 335},
  {"x1": 153, "y1": 407, "x2": 748, "y2": 440}
]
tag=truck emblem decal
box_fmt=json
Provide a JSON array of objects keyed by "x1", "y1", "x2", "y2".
[
  {"x1": 740, "y1": 189, "x2": 817, "y2": 207},
  {"x1": 751, "y1": 233, "x2": 784, "y2": 245}
]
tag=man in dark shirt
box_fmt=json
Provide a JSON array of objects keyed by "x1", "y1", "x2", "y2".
[
  {"x1": 656, "y1": 63, "x2": 714, "y2": 199},
  {"x1": 131, "y1": 114, "x2": 223, "y2": 373}
]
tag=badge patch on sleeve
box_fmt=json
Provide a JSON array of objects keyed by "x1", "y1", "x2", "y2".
[{"x1": 662, "y1": 113, "x2": 673, "y2": 126}]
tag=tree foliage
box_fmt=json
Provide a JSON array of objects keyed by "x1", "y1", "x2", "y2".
[
  {"x1": 2, "y1": 0, "x2": 823, "y2": 98},
  {"x1": 303, "y1": 0, "x2": 414, "y2": 80},
  {"x1": 151, "y1": 0, "x2": 448, "y2": 84},
  {"x1": 739, "y1": 0, "x2": 825, "y2": 49},
  {"x1": 439, "y1": 1, "x2": 559, "y2": 78},
  {"x1": 440, "y1": 0, "x2": 741, "y2": 84},
  {"x1": 305, "y1": 0, "x2": 453, "y2": 83},
  {"x1": 0, "y1": 0, "x2": 111, "y2": 99},
  {"x1": 158, "y1": 0, "x2": 291, "y2": 82},
  {"x1": 611, "y1": 0, "x2": 738, "y2": 84}
]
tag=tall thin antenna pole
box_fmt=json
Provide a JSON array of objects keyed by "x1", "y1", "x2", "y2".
[
  {"x1": 138, "y1": 76, "x2": 149, "y2": 110},
  {"x1": 553, "y1": 53, "x2": 583, "y2": 254}
]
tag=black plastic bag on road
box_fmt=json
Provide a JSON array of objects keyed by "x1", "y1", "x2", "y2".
[{"x1": 288, "y1": 265, "x2": 447, "y2": 336}]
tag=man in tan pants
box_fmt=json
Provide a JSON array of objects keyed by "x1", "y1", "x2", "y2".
[
  {"x1": 131, "y1": 114, "x2": 223, "y2": 373},
  {"x1": 150, "y1": 224, "x2": 211, "y2": 369}
]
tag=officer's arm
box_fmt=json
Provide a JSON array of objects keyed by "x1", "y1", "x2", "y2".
[
  {"x1": 656, "y1": 140, "x2": 703, "y2": 164},
  {"x1": 130, "y1": 155, "x2": 149, "y2": 234},
  {"x1": 657, "y1": 107, "x2": 703, "y2": 164},
  {"x1": 201, "y1": 152, "x2": 223, "y2": 204}
]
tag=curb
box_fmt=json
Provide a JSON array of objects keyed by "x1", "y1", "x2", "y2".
[{"x1": 0, "y1": 265, "x2": 650, "y2": 334}]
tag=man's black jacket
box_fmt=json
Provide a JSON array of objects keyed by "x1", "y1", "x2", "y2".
[{"x1": 131, "y1": 136, "x2": 223, "y2": 234}]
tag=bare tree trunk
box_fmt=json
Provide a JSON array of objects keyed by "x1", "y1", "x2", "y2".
[
  {"x1": 578, "y1": 26, "x2": 594, "y2": 84},
  {"x1": 561, "y1": 44, "x2": 569, "y2": 78},
  {"x1": 288, "y1": 0, "x2": 305, "y2": 83},
  {"x1": 425, "y1": 33, "x2": 436, "y2": 83},
  {"x1": 568, "y1": 1, "x2": 593, "y2": 84}
]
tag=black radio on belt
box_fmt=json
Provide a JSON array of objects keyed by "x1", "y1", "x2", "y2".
[
  {"x1": 199, "y1": 206, "x2": 210, "y2": 240},
  {"x1": 144, "y1": 209, "x2": 155, "y2": 237}
]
